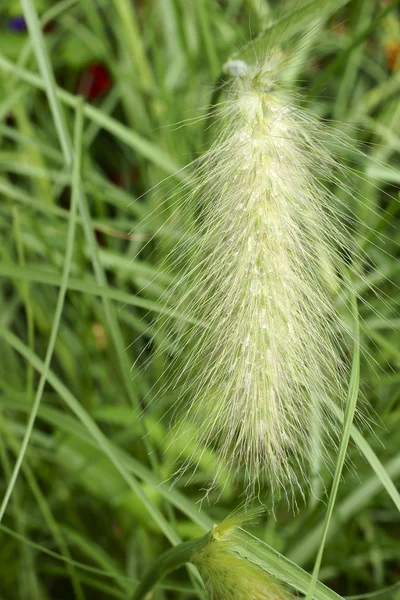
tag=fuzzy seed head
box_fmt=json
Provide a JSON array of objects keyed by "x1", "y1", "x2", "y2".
[
  {"x1": 156, "y1": 50, "x2": 354, "y2": 498},
  {"x1": 194, "y1": 513, "x2": 292, "y2": 600}
]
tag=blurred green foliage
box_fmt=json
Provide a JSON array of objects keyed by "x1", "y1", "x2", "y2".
[{"x1": 0, "y1": 0, "x2": 399, "y2": 598}]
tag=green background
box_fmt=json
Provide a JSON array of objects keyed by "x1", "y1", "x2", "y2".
[{"x1": 0, "y1": 0, "x2": 399, "y2": 598}]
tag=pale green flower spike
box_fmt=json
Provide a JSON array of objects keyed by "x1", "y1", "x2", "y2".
[
  {"x1": 194, "y1": 521, "x2": 293, "y2": 600},
  {"x1": 132, "y1": 509, "x2": 293, "y2": 600},
  {"x1": 158, "y1": 48, "x2": 356, "y2": 499}
]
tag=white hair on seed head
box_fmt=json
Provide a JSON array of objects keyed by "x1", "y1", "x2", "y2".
[{"x1": 150, "y1": 50, "x2": 360, "y2": 501}]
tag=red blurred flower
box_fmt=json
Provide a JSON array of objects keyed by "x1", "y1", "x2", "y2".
[{"x1": 78, "y1": 63, "x2": 112, "y2": 101}]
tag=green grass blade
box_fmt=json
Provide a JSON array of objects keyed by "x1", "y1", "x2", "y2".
[
  {"x1": 0, "y1": 522, "x2": 139, "y2": 585},
  {"x1": 0, "y1": 56, "x2": 182, "y2": 176},
  {"x1": 0, "y1": 523, "x2": 195, "y2": 595},
  {"x1": 330, "y1": 405, "x2": 400, "y2": 513},
  {"x1": 0, "y1": 394, "x2": 213, "y2": 532},
  {"x1": 0, "y1": 99, "x2": 84, "y2": 523},
  {"x1": 237, "y1": 531, "x2": 345, "y2": 600},
  {"x1": 0, "y1": 416, "x2": 86, "y2": 600},
  {"x1": 112, "y1": 0, "x2": 154, "y2": 91},
  {"x1": 289, "y1": 454, "x2": 400, "y2": 566},
  {"x1": 0, "y1": 262, "x2": 188, "y2": 319},
  {"x1": 305, "y1": 291, "x2": 360, "y2": 600},
  {"x1": 0, "y1": 326, "x2": 183, "y2": 545},
  {"x1": 20, "y1": 0, "x2": 73, "y2": 165}
]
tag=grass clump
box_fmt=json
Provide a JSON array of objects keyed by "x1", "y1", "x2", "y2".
[{"x1": 0, "y1": 0, "x2": 399, "y2": 599}]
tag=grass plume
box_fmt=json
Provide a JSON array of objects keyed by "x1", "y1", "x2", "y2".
[
  {"x1": 153, "y1": 50, "x2": 359, "y2": 499},
  {"x1": 193, "y1": 510, "x2": 293, "y2": 600}
]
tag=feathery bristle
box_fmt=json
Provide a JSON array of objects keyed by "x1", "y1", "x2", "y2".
[{"x1": 154, "y1": 51, "x2": 356, "y2": 498}]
